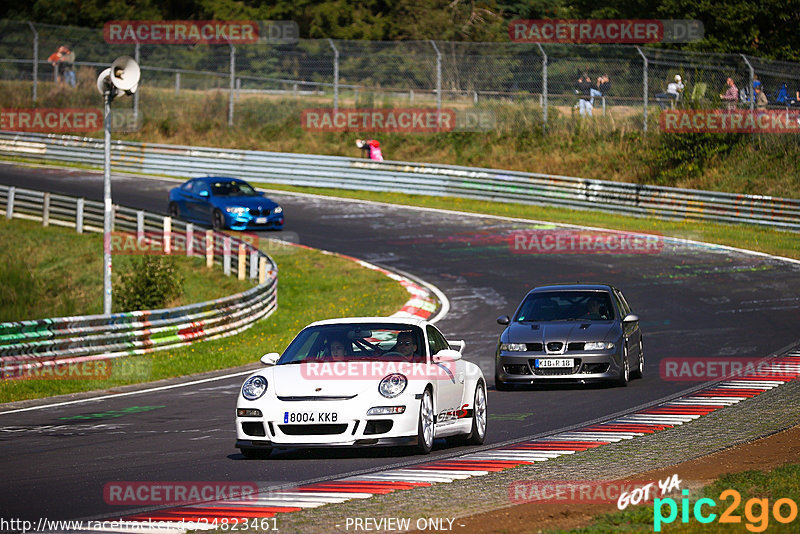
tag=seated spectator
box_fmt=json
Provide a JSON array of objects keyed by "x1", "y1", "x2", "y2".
[
  {"x1": 755, "y1": 85, "x2": 768, "y2": 110},
  {"x1": 720, "y1": 77, "x2": 739, "y2": 109},
  {"x1": 655, "y1": 75, "x2": 684, "y2": 109}
]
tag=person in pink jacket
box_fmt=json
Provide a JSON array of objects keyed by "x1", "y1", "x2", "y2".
[{"x1": 356, "y1": 139, "x2": 384, "y2": 161}]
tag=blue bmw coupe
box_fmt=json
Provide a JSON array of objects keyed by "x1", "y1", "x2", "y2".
[{"x1": 168, "y1": 177, "x2": 283, "y2": 231}]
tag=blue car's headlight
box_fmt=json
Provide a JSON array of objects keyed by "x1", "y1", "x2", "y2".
[
  {"x1": 226, "y1": 207, "x2": 248, "y2": 215},
  {"x1": 378, "y1": 374, "x2": 407, "y2": 398},
  {"x1": 584, "y1": 342, "x2": 615, "y2": 351},
  {"x1": 273, "y1": 206, "x2": 283, "y2": 214},
  {"x1": 242, "y1": 375, "x2": 268, "y2": 400}
]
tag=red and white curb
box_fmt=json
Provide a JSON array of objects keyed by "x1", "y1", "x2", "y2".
[{"x1": 76, "y1": 353, "x2": 800, "y2": 533}]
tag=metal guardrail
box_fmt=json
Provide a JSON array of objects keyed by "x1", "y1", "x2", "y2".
[
  {"x1": 1, "y1": 131, "x2": 798, "y2": 231},
  {"x1": 0, "y1": 184, "x2": 278, "y2": 374}
]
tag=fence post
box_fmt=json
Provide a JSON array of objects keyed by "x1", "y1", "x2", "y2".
[
  {"x1": 354, "y1": 87, "x2": 359, "y2": 105},
  {"x1": 27, "y1": 22, "x2": 38, "y2": 103},
  {"x1": 186, "y1": 223, "x2": 194, "y2": 256},
  {"x1": 205, "y1": 230, "x2": 214, "y2": 267},
  {"x1": 163, "y1": 216, "x2": 171, "y2": 255},
  {"x1": 328, "y1": 39, "x2": 339, "y2": 113},
  {"x1": 741, "y1": 54, "x2": 754, "y2": 111},
  {"x1": 250, "y1": 251, "x2": 258, "y2": 280},
  {"x1": 175, "y1": 72, "x2": 180, "y2": 95},
  {"x1": 42, "y1": 192, "x2": 50, "y2": 226},
  {"x1": 429, "y1": 40, "x2": 442, "y2": 129},
  {"x1": 636, "y1": 46, "x2": 648, "y2": 133},
  {"x1": 259, "y1": 256, "x2": 267, "y2": 284},
  {"x1": 238, "y1": 243, "x2": 246, "y2": 280},
  {"x1": 133, "y1": 42, "x2": 140, "y2": 121},
  {"x1": 228, "y1": 44, "x2": 235, "y2": 127},
  {"x1": 223, "y1": 236, "x2": 232, "y2": 275},
  {"x1": 6, "y1": 187, "x2": 15, "y2": 219},
  {"x1": 536, "y1": 44, "x2": 548, "y2": 130},
  {"x1": 136, "y1": 210, "x2": 144, "y2": 242},
  {"x1": 76, "y1": 198, "x2": 84, "y2": 233}
]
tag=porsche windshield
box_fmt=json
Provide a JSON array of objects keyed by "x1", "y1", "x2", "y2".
[
  {"x1": 514, "y1": 292, "x2": 615, "y2": 322},
  {"x1": 276, "y1": 324, "x2": 426, "y2": 364}
]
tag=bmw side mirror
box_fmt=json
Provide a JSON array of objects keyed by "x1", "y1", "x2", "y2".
[
  {"x1": 497, "y1": 315, "x2": 510, "y2": 325},
  {"x1": 623, "y1": 314, "x2": 639, "y2": 323}
]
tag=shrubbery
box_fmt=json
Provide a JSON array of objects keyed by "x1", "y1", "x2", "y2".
[{"x1": 115, "y1": 256, "x2": 184, "y2": 312}]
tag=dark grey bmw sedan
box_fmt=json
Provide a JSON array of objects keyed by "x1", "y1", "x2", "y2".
[{"x1": 494, "y1": 283, "x2": 643, "y2": 390}]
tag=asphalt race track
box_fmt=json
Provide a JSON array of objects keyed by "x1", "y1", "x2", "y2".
[{"x1": 2, "y1": 163, "x2": 800, "y2": 524}]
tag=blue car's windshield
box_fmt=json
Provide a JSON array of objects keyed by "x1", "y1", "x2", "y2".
[
  {"x1": 210, "y1": 181, "x2": 258, "y2": 197},
  {"x1": 515, "y1": 292, "x2": 615, "y2": 322}
]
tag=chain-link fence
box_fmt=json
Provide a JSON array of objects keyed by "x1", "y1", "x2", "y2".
[{"x1": 2, "y1": 19, "x2": 799, "y2": 132}]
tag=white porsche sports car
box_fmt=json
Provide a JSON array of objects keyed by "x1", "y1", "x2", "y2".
[{"x1": 235, "y1": 317, "x2": 487, "y2": 458}]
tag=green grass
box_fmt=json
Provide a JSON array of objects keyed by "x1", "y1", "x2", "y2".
[
  {"x1": 559, "y1": 464, "x2": 800, "y2": 533},
  {"x1": 0, "y1": 237, "x2": 410, "y2": 403},
  {"x1": 0, "y1": 218, "x2": 251, "y2": 321}
]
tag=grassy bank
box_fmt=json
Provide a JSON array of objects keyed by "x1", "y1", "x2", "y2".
[
  {"x1": 0, "y1": 238, "x2": 410, "y2": 403},
  {"x1": 2, "y1": 77, "x2": 799, "y2": 198},
  {"x1": 0, "y1": 218, "x2": 251, "y2": 322}
]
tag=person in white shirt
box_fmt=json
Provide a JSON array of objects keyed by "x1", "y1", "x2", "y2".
[{"x1": 656, "y1": 74, "x2": 685, "y2": 109}]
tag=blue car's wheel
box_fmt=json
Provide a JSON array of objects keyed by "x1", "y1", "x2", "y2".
[
  {"x1": 212, "y1": 209, "x2": 226, "y2": 230},
  {"x1": 168, "y1": 202, "x2": 180, "y2": 219}
]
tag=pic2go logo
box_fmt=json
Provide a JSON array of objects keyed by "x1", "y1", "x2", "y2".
[{"x1": 654, "y1": 489, "x2": 799, "y2": 532}]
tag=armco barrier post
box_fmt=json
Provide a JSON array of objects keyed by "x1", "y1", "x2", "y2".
[
  {"x1": 164, "y1": 216, "x2": 171, "y2": 255},
  {"x1": 223, "y1": 236, "x2": 232, "y2": 275},
  {"x1": 136, "y1": 210, "x2": 144, "y2": 243},
  {"x1": 186, "y1": 223, "x2": 194, "y2": 256},
  {"x1": 238, "y1": 243, "x2": 246, "y2": 281},
  {"x1": 259, "y1": 256, "x2": 267, "y2": 284},
  {"x1": 42, "y1": 192, "x2": 50, "y2": 226},
  {"x1": 205, "y1": 230, "x2": 214, "y2": 268},
  {"x1": 76, "y1": 198, "x2": 84, "y2": 233},
  {"x1": 250, "y1": 251, "x2": 258, "y2": 280},
  {"x1": 6, "y1": 187, "x2": 15, "y2": 219}
]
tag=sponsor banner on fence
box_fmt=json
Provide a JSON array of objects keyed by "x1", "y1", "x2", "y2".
[
  {"x1": 509, "y1": 19, "x2": 703, "y2": 44},
  {"x1": 660, "y1": 358, "x2": 797, "y2": 381},
  {"x1": 660, "y1": 110, "x2": 800, "y2": 134},
  {"x1": 1, "y1": 360, "x2": 112, "y2": 381},
  {"x1": 1, "y1": 108, "x2": 102, "y2": 133},
  {"x1": 509, "y1": 229, "x2": 664, "y2": 254},
  {"x1": 104, "y1": 481, "x2": 258, "y2": 505}
]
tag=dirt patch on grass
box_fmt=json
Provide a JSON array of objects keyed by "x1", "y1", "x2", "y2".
[{"x1": 442, "y1": 424, "x2": 800, "y2": 533}]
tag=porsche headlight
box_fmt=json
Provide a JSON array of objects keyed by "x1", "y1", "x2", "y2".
[
  {"x1": 226, "y1": 206, "x2": 248, "y2": 214},
  {"x1": 378, "y1": 373, "x2": 407, "y2": 398},
  {"x1": 500, "y1": 343, "x2": 527, "y2": 352},
  {"x1": 241, "y1": 375, "x2": 268, "y2": 400},
  {"x1": 584, "y1": 342, "x2": 615, "y2": 351}
]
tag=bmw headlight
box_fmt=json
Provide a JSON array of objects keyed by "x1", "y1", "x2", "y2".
[
  {"x1": 378, "y1": 374, "x2": 407, "y2": 398},
  {"x1": 500, "y1": 343, "x2": 527, "y2": 352},
  {"x1": 273, "y1": 206, "x2": 283, "y2": 214},
  {"x1": 241, "y1": 375, "x2": 268, "y2": 400},
  {"x1": 226, "y1": 206, "x2": 248, "y2": 214},
  {"x1": 584, "y1": 342, "x2": 615, "y2": 351}
]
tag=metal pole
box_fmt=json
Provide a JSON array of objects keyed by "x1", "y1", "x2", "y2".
[
  {"x1": 328, "y1": 39, "x2": 339, "y2": 113},
  {"x1": 636, "y1": 47, "x2": 648, "y2": 133},
  {"x1": 536, "y1": 44, "x2": 548, "y2": 130},
  {"x1": 28, "y1": 22, "x2": 38, "y2": 103},
  {"x1": 430, "y1": 40, "x2": 442, "y2": 128},
  {"x1": 103, "y1": 91, "x2": 113, "y2": 314},
  {"x1": 134, "y1": 42, "x2": 140, "y2": 121},
  {"x1": 741, "y1": 54, "x2": 754, "y2": 111},
  {"x1": 228, "y1": 44, "x2": 235, "y2": 127}
]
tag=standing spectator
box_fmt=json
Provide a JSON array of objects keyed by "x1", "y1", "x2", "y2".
[
  {"x1": 655, "y1": 75, "x2": 684, "y2": 109},
  {"x1": 720, "y1": 77, "x2": 739, "y2": 109},
  {"x1": 755, "y1": 85, "x2": 768, "y2": 110},
  {"x1": 590, "y1": 74, "x2": 610, "y2": 107},
  {"x1": 355, "y1": 139, "x2": 383, "y2": 161},
  {"x1": 48, "y1": 48, "x2": 63, "y2": 84},
  {"x1": 575, "y1": 73, "x2": 593, "y2": 117},
  {"x1": 58, "y1": 46, "x2": 76, "y2": 88}
]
